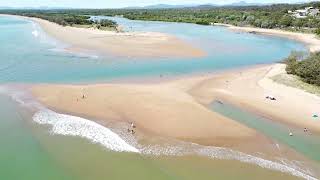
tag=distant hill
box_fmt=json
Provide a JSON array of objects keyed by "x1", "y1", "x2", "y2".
[
  {"x1": 124, "y1": 1, "x2": 272, "y2": 9},
  {"x1": 124, "y1": 4, "x2": 199, "y2": 9},
  {"x1": 0, "y1": 6, "x2": 69, "y2": 10},
  {"x1": 228, "y1": 1, "x2": 269, "y2": 6},
  {"x1": 0, "y1": 7, "x2": 13, "y2": 9}
]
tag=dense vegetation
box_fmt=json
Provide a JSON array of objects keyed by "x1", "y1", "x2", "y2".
[
  {"x1": 102, "y1": 2, "x2": 320, "y2": 33},
  {"x1": 285, "y1": 52, "x2": 320, "y2": 86},
  {"x1": 0, "y1": 10, "x2": 117, "y2": 29},
  {"x1": 97, "y1": 3, "x2": 320, "y2": 31},
  {"x1": 1, "y1": 1, "x2": 320, "y2": 33}
]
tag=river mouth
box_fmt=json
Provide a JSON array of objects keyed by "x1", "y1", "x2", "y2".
[{"x1": 0, "y1": 14, "x2": 318, "y2": 180}]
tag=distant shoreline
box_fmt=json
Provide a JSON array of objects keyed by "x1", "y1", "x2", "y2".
[{"x1": 214, "y1": 23, "x2": 320, "y2": 53}]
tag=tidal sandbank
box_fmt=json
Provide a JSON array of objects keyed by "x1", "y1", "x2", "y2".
[
  {"x1": 1, "y1": 14, "x2": 206, "y2": 58},
  {"x1": 190, "y1": 64, "x2": 320, "y2": 133},
  {"x1": 215, "y1": 23, "x2": 320, "y2": 53},
  {"x1": 31, "y1": 64, "x2": 320, "y2": 157},
  {"x1": 32, "y1": 63, "x2": 320, "y2": 143}
]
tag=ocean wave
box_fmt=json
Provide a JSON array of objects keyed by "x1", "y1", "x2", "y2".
[
  {"x1": 33, "y1": 110, "x2": 139, "y2": 153},
  {"x1": 140, "y1": 144, "x2": 317, "y2": 180},
  {"x1": 31, "y1": 108, "x2": 317, "y2": 180}
]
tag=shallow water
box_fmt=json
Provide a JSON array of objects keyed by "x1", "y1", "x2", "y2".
[
  {"x1": 0, "y1": 95, "x2": 73, "y2": 180},
  {"x1": 0, "y1": 94, "x2": 306, "y2": 180},
  {"x1": 1, "y1": 93, "x2": 307, "y2": 180},
  {"x1": 0, "y1": 15, "x2": 305, "y2": 83},
  {"x1": 211, "y1": 101, "x2": 320, "y2": 177},
  {"x1": 211, "y1": 101, "x2": 320, "y2": 163},
  {"x1": 0, "y1": 15, "x2": 317, "y2": 179}
]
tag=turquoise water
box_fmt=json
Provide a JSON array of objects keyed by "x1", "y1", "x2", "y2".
[
  {"x1": 0, "y1": 15, "x2": 305, "y2": 83},
  {"x1": 211, "y1": 101, "x2": 320, "y2": 162},
  {"x1": 0, "y1": 15, "x2": 316, "y2": 179}
]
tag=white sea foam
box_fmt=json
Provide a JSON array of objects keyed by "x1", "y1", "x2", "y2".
[
  {"x1": 197, "y1": 147, "x2": 317, "y2": 180},
  {"x1": 140, "y1": 144, "x2": 317, "y2": 180},
  {"x1": 31, "y1": 109, "x2": 317, "y2": 180},
  {"x1": 32, "y1": 30, "x2": 39, "y2": 37},
  {"x1": 33, "y1": 110, "x2": 139, "y2": 153}
]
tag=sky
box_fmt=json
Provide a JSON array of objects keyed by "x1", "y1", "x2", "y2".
[{"x1": 0, "y1": 0, "x2": 315, "y2": 8}]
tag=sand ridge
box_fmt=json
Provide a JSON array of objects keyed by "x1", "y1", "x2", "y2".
[
  {"x1": 215, "y1": 23, "x2": 320, "y2": 53},
  {"x1": 25, "y1": 16, "x2": 206, "y2": 58},
  {"x1": 190, "y1": 64, "x2": 320, "y2": 133},
  {"x1": 32, "y1": 64, "x2": 320, "y2": 146}
]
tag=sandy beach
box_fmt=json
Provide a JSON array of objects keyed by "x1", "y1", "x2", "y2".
[
  {"x1": 8, "y1": 12, "x2": 319, "y2": 163},
  {"x1": 215, "y1": 23, "x2": 320, "y2": 53},
  {"x1": 32, "y1": 81, "x2": 260, "y2": 148},
  {"x1": 32, "y1": 63, "x2": 320, "y2": 152},
  {"x1": 189, "y1": 64, "x2": 320, "y2": 133},
  {"x1": 14, "y1": 15, "x2": 206, "y2": 58}
]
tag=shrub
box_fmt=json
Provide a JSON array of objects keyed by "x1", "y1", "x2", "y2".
[{"x1": 285, "y1": 52, "x2": 320, "y2": 86}]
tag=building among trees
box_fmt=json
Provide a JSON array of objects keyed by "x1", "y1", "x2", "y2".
[{"x1": 289, "y1": 7, "x2": 319, "y2": 18}]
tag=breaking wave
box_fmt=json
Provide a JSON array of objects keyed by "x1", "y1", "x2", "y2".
[
  {"x1": 2, "y1": 86, "x2": 316, "y2": 180},
  {"x1": 32, "y1": 108, "x2": 317, "y2": 180},
  {"x1": 33, "y1": 110, "x2": 139, "y2": 153}
]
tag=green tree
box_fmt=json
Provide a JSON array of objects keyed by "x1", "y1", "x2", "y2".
[{"x1": 279, "y1": 16, "x2": 293, "y2": 27}]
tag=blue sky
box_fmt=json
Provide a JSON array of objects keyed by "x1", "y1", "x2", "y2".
[{"x1": 0, "y1": 0, "x2": 314, "y2": 8}]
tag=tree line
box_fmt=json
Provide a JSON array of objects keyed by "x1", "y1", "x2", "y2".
[
  {"x1": 0, "y1": 10, "x2": 117, "y2": 28},
  {"x1": 1, "y1": 1, "x2": 320, "y2": 33},
  {"x1": 285, "y1": 52, "x2": 320, "y2": 86}
]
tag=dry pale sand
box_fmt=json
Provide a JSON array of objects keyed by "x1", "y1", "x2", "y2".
[
  {"x1": 190, "y1": 64, "x2": 320, "y2": 133},
  {"x1": 27, "y1": 16, "x2": 205, "y2": 58},
  {"x1": 215, "y1": 23, "x2": 320, "y2": 53}
]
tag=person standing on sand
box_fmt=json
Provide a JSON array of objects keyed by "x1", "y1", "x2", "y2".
[
  {"x1": 128, "y1": 122, "x2": 136, "y2": 134},
  {"x1": 130, "y1": 122, "x2": 136, "y2": 129}
]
